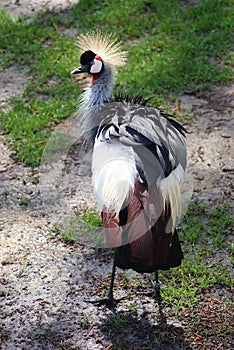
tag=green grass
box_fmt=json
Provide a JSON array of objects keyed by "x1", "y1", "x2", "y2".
[
  {"x1": 76, "y1": 210, "x2": 102, "y2": 228},
  {"x1": 159, "y1": 199, "x2": 233, "y2": 315},
  {"x1": 102, "y1": 314, "x2": 128, "y2": 328},
  {"x1": 78, "y1": 316, "x2": 91, "y2": 328},
  {"x1": 51, "y1": 211, "x2": 103, "y2": 246},
  {"x1": 19, "y1": 197, "x2": 31, "y2": 206},
  {"x1": 0, "y1": 0, "x2": 233, "y2": 165},
  {"x1": 51, "y1": 219, "x2": 78, "y2": 244},
  {"x1": 0, "y1": 327, "x2": 9, "y2": 341}
]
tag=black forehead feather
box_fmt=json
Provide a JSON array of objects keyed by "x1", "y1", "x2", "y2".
[{"x1": 80, "y1": 50, "x2": 96, "y2": 65}]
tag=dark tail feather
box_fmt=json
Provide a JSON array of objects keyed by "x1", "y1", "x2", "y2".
[
  {"x1": 166, "y1": 229, "x2": 184, "y2": 269},
  {"x1": 116, "y1": 229, "x2": 183, "y2": 273}
]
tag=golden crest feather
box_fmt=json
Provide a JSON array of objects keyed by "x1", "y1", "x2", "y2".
[{"x1": 76, "y1": 31, "x2": 127, "y2": 68}]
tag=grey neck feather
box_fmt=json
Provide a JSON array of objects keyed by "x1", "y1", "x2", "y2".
[
  {"x1": 80, "y1": 66, "x2": 115, "y2": 109},
  {"x1": 78, "y1": 65, "x2": 116, "y2": 147}
]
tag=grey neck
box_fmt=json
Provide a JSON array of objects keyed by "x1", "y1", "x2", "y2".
[
  {"x1": 78, "y1": 66, "x2": 116, "y2": 147},
  {"x1": 80, "y1": 66, "x2": 115, "y2": 109}
]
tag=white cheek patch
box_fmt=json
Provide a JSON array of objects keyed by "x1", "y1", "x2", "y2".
[{"x1": 90, "y1": 59, "x2": 103, "y2": 74}]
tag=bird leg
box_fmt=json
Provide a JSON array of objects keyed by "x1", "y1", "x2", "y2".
[
  {"x1": 137, "y1": 270, "x2": 161, "y2": 300},
  {"x1": 151, "y1": 270, "x2": 161, "y2": 300},
  {"x1": 85, "y1": 250, "x2": 125, "y2": 307}
]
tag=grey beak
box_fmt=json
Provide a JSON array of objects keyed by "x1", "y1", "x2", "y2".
[
  {"x1": 71, "y1": 67, "x2": 83, "y2": 74},
  {"x1": 71, "y1": 63, "x2": 90, "y2": 74}
]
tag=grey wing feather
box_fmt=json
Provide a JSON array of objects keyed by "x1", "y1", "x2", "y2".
[{"x1": 96, "y1": 102, "x2": 187, "y2": 186}]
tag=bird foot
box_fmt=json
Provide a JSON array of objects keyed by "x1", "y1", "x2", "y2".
[
  {"x1": 136, "y1": 274, "x2": 161, "y2": 300},
  {"x1": 85, "y1": 293, "x2": 126, "y2": 307},
  {"x1": 136, "y1": 287, "x2": 161, "y2": 300}
]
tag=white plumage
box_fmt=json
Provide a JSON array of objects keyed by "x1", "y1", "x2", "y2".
[
  {"x1": 92, "y1": 140, "x2": 137, "y2": 213},
  {"x1": 159, "y1": 163, "x2": 184, "y2": 233}
]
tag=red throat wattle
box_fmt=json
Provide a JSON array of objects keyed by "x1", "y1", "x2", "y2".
[{"x1": 91, "y1": 75, "x2": 100, "y2": 86}]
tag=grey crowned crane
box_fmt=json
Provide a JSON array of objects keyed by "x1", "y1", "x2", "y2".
[{"x1": 71, "y1": 32, "x2": 187, "y2": 306}]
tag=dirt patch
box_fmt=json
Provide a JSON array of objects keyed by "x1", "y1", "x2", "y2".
[
  {"x1": 1, "y1": 0, "x2": 79, "y2": 18},
  {"x1": 0, "y1": 66, "x2": 30, "y2": 112},
  {"x1": 182, "y1": 85, "x2": 234, "y2": 207}
]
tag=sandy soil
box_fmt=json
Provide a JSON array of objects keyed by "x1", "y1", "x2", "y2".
[
  {"x1": 0, "y1": 0, "x2": 79, "y2": 18},
  {"x1": 0, "y1": 1, "x2": 233, "y2": 349}
]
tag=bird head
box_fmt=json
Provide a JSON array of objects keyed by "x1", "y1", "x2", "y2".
[
  {"x1": 71, "y1": 49, "x2": 104, "y2": 77},
  {"x1": 71, "y1": 31, "x2": 127, "y2": 82}
]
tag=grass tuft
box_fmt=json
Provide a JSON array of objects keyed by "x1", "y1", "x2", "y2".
[{"x1": 159, "y1": 199, "x2": 234, "y2": 315}]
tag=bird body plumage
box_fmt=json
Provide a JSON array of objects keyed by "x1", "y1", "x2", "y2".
[{"x1": 72, "y1": 31, "x2": 187, "y2": 304}]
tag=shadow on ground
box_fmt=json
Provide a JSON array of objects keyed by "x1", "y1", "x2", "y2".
[{"x1": 99, "y1": 309, "x2": 191, "y2": 350}]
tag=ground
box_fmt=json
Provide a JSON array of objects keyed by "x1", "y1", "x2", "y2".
[{"x1": 0, "y1": 1, "x2": 234, "y2": 350}]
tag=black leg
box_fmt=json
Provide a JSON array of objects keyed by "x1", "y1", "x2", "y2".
[
  {"x1": 145, "y1": 270, "x2": 161, "y2": 300},
  {"x1": 154, "y1": 270, "x2": 161, "y2": 300},
  {"x1": 136, "y1": 270, "x2": 161, "y2": 300},
  {"x1": 104, "y1": 249, "x2": 117, "y2": 304},
  {"x1": 155, "y1": 269, "x2": 159, "y2": 283},
  {"x1": 85, "y1": 250, "x2": 125, "y2": 307},
  {"x1": 154, "y1": 270, "x2": 167, "y2": 324}
]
